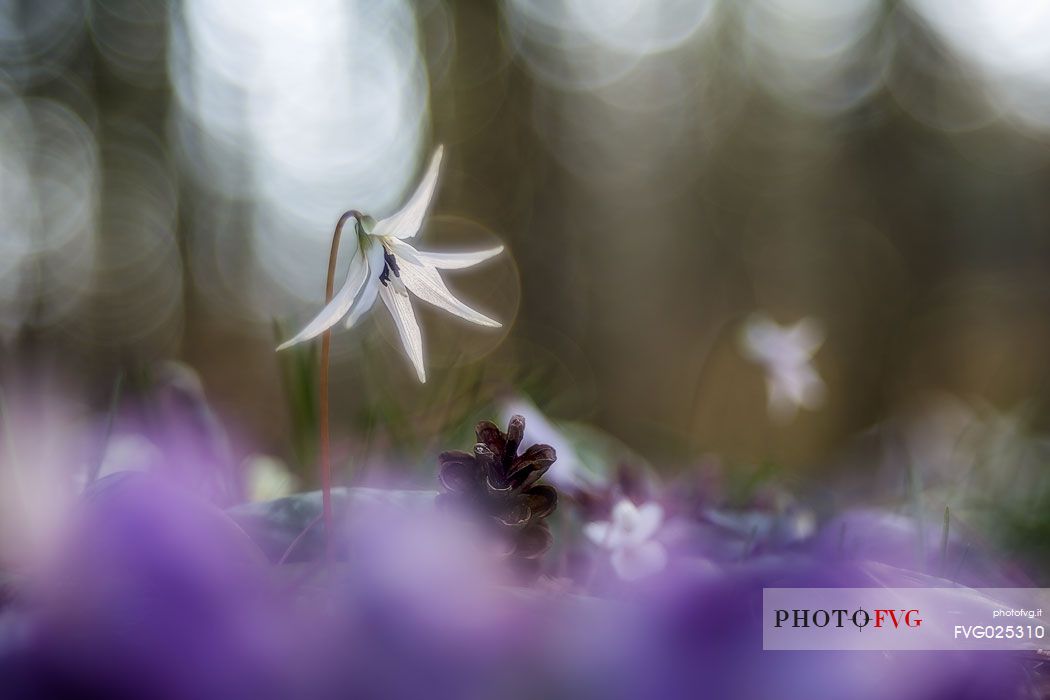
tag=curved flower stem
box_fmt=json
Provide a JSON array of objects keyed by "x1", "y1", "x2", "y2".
[{"x1": 319, "y1": 209, "x2": 362, "y2": 567}]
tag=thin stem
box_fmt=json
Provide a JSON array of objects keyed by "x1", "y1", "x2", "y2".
[{"x1": 319, "y1": 210, "x2": 362, "y2": 567}]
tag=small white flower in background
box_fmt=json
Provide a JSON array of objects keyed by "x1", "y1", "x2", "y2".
[
  {"x1": 740, "y1": 313, "x2": 826, "y2": 423},
  {"x1": 585, "y1": 499, "x2": 668, "y2": 581},
  {"x1": 242, "y1": 455, "x2": 298, "y2": 503},
  {"x1": 277, "y1": 146, "x2": 504, "y2": 382}
]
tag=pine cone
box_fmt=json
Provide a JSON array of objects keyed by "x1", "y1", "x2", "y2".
[{"x1": 437, "y1": 415, "x2": 558, "y2": 574}]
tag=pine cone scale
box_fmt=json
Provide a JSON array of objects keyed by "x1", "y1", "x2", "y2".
[
  {"x1": 523, "y1": 485, "x2": 557, "y2": 520},
  {"x1": 514, "y1": 524, "x2": 553, "y2": 559}
]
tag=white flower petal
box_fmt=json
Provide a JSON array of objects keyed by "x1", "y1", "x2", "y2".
[
  {"x1": 741, "y1": 315, "x2": 779, "y2": 363},
  {"x1": 371, "y1": 146, "x2": 444, "y2": 240},
  {"x1": 632, "y1": 503, "x2": 664, "y2": 543},
  {"x1": 767, "y1": 378, "x2": 800, "y2": 424},
  {"x1": 380, "y1": 284, "x2": 426, "y2": 383},
  {"x1": 742, "y1": 314, "x2": 824, "y2": 366},
  {"x1": 584, "y1": 521, "x2": 613, "y2": 547},
  {"x1": 277, "y1": 246, "x2": 368, "y2": 350},
  {"x1": 389, "y1": 242, "x2": 501, "y2": 328},
  {"x1": 385, "y1": 239, "x2": 424, "y2": 265},
  {"x1": 799, "y1": 371, "x2": 826, "y2": 409},
  {"x1": 765, "y1": 362, "x2": 826, "y2": 423},
  {"x1": 415, "y1": 245, "x2": 504, "y2": 270},
  {"x1": 343, "y1": 279, "x2": 380, "y2": 329},
  {"x1": 344, "y1": 242, "x2": 386, "y2": 328},
  {"x1": 611, "y1": 541, "x2": 668, "y2": 581},
  {"x1": 777, "y1": 365, "x2": 825, "y2": 408},
  {"x1": 611, "y1": 499, "x2": 640, "y2": 526},
  {"x1": 607, "y1": 499, "x2": 663, "y2": 547},
  {"x1": 786, "y1": 318, "x2": 825, "y2": 358},
  {"x1": 387, "y1": 272, "x2": 409, "y2": 297}
]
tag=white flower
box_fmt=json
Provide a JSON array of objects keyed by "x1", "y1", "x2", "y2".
[
  {"x1": 277, "y1": 146, "x2": 503, "y2": 382},
  {"x1": 740, "y1": 314, "x2": 825, "y2": 423},
  {"x1": 584, "y1": 499, "x2": 668, "y2": 581}
]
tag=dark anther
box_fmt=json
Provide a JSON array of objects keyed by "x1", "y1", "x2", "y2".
[
  {"x1": 379, "y1": 250, "x2": 400, "y2": 287},
  {"x1": 385, "y1": 250, "x2": 400, "y2": 277}
]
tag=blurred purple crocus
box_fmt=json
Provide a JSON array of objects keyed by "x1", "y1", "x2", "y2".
[
  {"x1": 0, "y1": 473, "x2": 305, "y2": 700},
  {"x1": 0, "y1": 452, "x2": 1038, "y2": 700}
]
